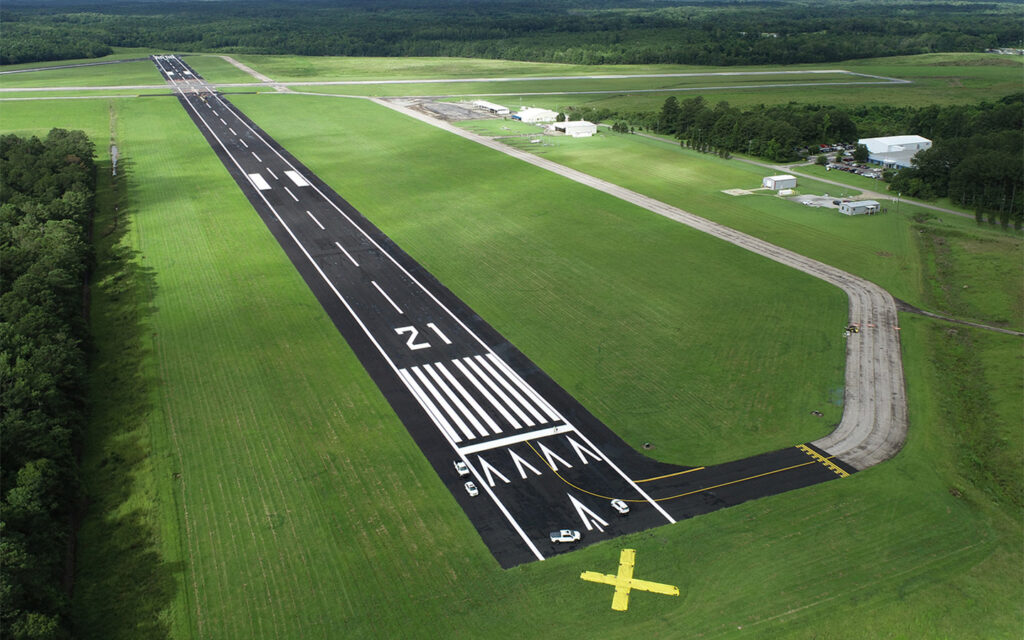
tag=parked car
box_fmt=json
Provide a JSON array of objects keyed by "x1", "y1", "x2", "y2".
[
  {"x1": 464, "y1": 481, "x2": 479, "y2": 497},
  {"x1": 454, "y1": 460, "x2": 470, "y2": 477},
  {"x1": 549, "y1": 529, "x2": 581, "y2": 543},
  {"x1": 610, "y1": 499, "x2": 630, "y2": 515}
]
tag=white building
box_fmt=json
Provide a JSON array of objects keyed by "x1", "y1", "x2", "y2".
[
  {"x1": 472, "y1": 100, "x2": 510, "y2": 115},
  {"x1": 513, "y1": 107, "x2": 559, "y2": 123},
  {"x1": 839, "y1": 200, "x2": 881, "y2": 216},
  {"x1": 550, "y1": 120, "x2": 597, "y2": 138},
  {"x1": 762, "y1": 174, "x2": 797, "y2": 190},
  {"x1": 858, "y1": 135, "x2": 932, "y2": 169}
]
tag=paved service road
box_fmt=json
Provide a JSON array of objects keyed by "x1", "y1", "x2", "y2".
[{"x1": 153, "y1": 55, "x2": 879, "y2": 568}]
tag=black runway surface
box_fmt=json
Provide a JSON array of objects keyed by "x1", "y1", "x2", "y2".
[{"x1": 153, "y1": 55, "x2": 855, "y2": 568}]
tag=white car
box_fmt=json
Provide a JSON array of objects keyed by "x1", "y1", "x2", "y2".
[
  {"x1": 464, "y1": 481, "x2": 479, "y2": 497},
  {"x1": 610, "y1": 499, "x2": 630, "y2": 515},
  {"x1": 549, "y1": 529, "x2": 581, "y2": 543},
  {"x1": 454, "y1": 460, "x2": 470, "y2": 477}
]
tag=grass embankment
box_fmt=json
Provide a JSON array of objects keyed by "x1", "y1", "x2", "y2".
[{"x1": 1, "y1": 89, "x2": 1018, "y2": 639}]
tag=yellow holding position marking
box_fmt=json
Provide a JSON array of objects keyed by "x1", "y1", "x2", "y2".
[
  {"x1": 797, "y1": 444, "x2": 850, "y2": 478},
  {"x1": 580, "y1": 549, "x2": 679, "y2": 611}
]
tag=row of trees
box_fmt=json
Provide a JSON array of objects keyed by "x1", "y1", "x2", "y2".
[
  {"x1": 1, "y1": 129, "x2": 97, "y2": 639},
  {"x1": 2, "y1": 0, "x2": 1022, "y2": 66}
]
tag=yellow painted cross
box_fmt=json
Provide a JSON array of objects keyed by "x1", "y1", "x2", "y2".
[{"x1": 580, "y1": 549, "x2": 679, "y2": 611}]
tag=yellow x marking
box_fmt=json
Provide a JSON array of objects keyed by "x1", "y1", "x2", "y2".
[{"x1": 580, "y1": 549, "x2": 679, "y2": 611}]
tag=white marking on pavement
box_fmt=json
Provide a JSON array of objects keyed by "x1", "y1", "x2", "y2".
[
  {"x1": 566, "y1": 436, "x2": 603, "y2": 465},
  {"x1": 434, "y1": 362, "x2": 501, "y2": 436},
  {"x1": 477, "y1": 456, "x2": 511, "y2": 487},
  {"x1": 537, "y1": 442, "x2": 573, "y2": 471},
  {"x1": 457, "y1": 424, "x2": 573, "y2": 455},
  {"x1": 266, "y1": 168, "x2": 278, "y2": 180},
  {"x1": 568, "y1": 494, "x2": 608, "y2": 533},
  {"x1": 229, "y1": 127, "x2": 237, "y2": 135},
  {"x1": 334, "y1": 241, "x2": 359, "y2": 266},
  {"x1": 398, "y1": 369, "x2": 461, "y2": 444},
  {"x1": 461, "y1": 357, "x2": 533, "y2": 427},
  {"x1": 283, "y1": 186, "x2": 299, "y2": 201},
  {"x1": 427, "y1": 322, "x2": 452, "y2": 345},
  {"x1": 212, "y1": 110, "x2": 218, "y2": 116},
  {"x1": 219, "y1": 118, "x2": 227, "y2": 125},
  {"x1": 454, "y1": 359, "x2": 522, "y2": 430},
  {"x1": 285, "y1": 170, "x2": 311, "y2": 187},
  {"x1": 239, "y1": 139, "x2": 249, "y2": 148},
  {"x1": 476, "y1": 356, "x2": 545, "y2": 424},
  {"x1": 509, "y1": 450, "x2": 543, "y2": 479},
  {"x1": 423, "y1": 363, "x2": 489, "y2": 438},
  {"x1": 371, "y1": 280, "x2": 403, "y2": 314},
  {"x1": 487, "y1": 354, "x2": 562, "y2": 422},
  {"x1": 306, "y1": 210, "x2": 324, "y2": 229},
  {"x1": 247, "y1": 173, "x2": 272, "y2": 191},
  {"x1": 251, "y1": 151, "x2": 262, "y2": 162},
  {"x1": 411, "y1": 366, "x2": 474, "y2": 441}
]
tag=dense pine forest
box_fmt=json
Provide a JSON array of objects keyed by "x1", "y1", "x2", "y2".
[
  {"x1": 0, "y1": 130, "x2": 97, "y2": 639},
  {"x1": 1, "y1": 0, "x2": 1021, "y2": 66}
]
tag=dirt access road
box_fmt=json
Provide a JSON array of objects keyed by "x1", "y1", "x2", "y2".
[{"x1": 375, "y1": 97, "x2": 908, "y2": 471}]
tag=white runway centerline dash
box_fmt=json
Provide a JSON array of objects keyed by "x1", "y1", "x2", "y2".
[
  {"x1": 334, "y1": 242, "x2": 359, "y2": 267},
  {"x1": 283, "y1": 186, "x2": 299, "y2": 201},
  {"x1": 251, "y1": 151, "x2": 262, "y2": 162},
  {"x1": 371, "y1": 281, "x2": 404, "y2": 314},
  {"x1": 267, "y1": 168, "x2": 279, "y2": 180},
  {"x1": 229, "y1": 127, "x2": 237, "y2": 135},
  {"x1": 306, "y1": 210, "x2": 325, "y2": 229},
  {"x1": 239, "y1": 139, "x2": 248, "y2": 148}
]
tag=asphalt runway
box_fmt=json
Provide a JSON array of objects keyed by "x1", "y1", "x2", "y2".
[{"x1": 152, "y1": 55, "x2": 856, "y2": 568}]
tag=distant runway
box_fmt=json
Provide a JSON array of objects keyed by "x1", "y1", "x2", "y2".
[{"x1": 152, "y1": 54, "x2": 865, "y2": 567}]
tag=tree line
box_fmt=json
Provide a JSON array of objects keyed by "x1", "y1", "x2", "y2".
[
  {"x1": 630, "y1": 93, "x2": 1022, "y2": 228},
  {"x1": 1, "y1": 0, "x2": 1021, "y2": 66},
  {"x1": 1, "y1": 129, "x2": 96, "y2": 639}
]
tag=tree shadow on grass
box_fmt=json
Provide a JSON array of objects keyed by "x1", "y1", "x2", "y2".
[{"x1": 73, "y1": 155, "x2": 181, "y2": 639}]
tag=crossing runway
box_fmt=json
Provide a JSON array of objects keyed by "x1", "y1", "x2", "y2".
[{"x1": 153, "y1": 55, "x2": 855, "y2": 568}]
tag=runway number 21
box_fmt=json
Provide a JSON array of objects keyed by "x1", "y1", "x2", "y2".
[{"x1": 395, "y1": 323, "x2": 453, "y2": 351}]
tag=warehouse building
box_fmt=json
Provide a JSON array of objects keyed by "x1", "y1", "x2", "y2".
[
  {"x1": 549, "y1": 120, "x2": 597, "y2": 137},
  {"x1": 762, "y1": 174, "x2": 797, "y2": 190},
  {"x1": 472, "y1": 100, "x2": 510, "y2": 115},
  {"x1": 513, "y1": 107, "x2": 559, "y2": 123},
  {"x1": 858, "y1": 135, "x2": 932, "y2": 169},
  {"x1": 839, "y1": 200, "x2": 881, "y2": 216}
]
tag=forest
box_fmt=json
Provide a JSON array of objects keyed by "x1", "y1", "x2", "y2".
[
  {"x1": 1, "y1": 0, "x2": 1021, "y2": 66},
  {"x1": 630, "y1": 93, "x2": 1023, "y2": 228},
  {"x1": 0, "y1": 130, "x2": 97, "y2": 639}
]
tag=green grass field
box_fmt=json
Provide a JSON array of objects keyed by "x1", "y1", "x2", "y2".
[
  {"x1": 0, "y1": 55, "x2": 1019, "y2": 640},
  {"x1": 0, "y1": 59, "x2": 165, "y2": 88}
]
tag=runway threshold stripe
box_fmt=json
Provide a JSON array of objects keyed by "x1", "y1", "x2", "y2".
[
  {"x1": 474, "y1": 355, "x2": 545, "y2": 424},
  {"x1": 412, "y1": 367, "x2": 475, "y2": 441},
  {"x1": 453, "y1": 359, "x2": 522, "y2": 430},
  {"x1": 461, "y1": 357, "x2": 533, "y2": 427},
  {"x1": 398, "y1": 369, "x2": 461, "y2": 444},
  {"x1": 422, "y1": 364, "x2": 489, "y2": 438},
  {"x1": 486, "y1": 354, "x2": 561, "y2": 422},
  {"x1": 306, "y1": 210, "x2": 325, "y2": 230},
  {"x1": 433, "y1": 362, "x2": 499, "y2": 437},
  {"x1": 458, "y1": 424, "x2": 573, "y2": 455},
  {"x1": 334, "y1": 241, "x2": 359, "y2": 267},
  {"x1": 370, "y1": 281, "x2": 403, "y2": 314}
]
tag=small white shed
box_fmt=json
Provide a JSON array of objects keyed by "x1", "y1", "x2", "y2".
[
  {"x1": 839, "y1": 200, "x2": 881, "y2": 216},
  {"x1": 763, "y1": 174, "x2": 797, "y2": 190}
]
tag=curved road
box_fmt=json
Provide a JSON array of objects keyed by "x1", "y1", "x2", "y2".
[{"x1": 374, "y1": 97, "x2": 908, "y2": 471}]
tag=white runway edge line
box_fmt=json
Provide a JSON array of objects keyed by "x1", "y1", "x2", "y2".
[
  {"x1": 188, "y1": 65, "x2": 672, "y2": 542},
  {"x1": 370, "y1": 280, "x2": 404, "y2": 314},
  {"x1": 372, "y1": 97, "x2": 907, "y2": 472},
  {"x1": 162, "y1": 70, "x2": 551, "y2": 562}
]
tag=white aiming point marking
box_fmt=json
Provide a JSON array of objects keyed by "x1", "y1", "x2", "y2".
[
  {"x1": 285, "y1": 170, "x2": 311, "y2": 187},
  {"x1": 247, "y1": 173, "x2": 272, "y2": 191}
]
